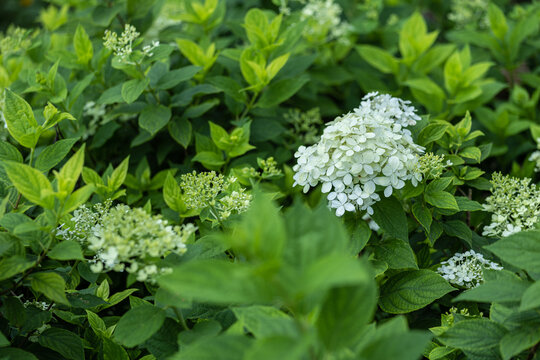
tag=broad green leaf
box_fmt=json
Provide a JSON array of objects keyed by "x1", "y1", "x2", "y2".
[
  {"x1": 488, "y1": 3, "x2": 508, "y2": 40},
  {"x1": 520, "y1": 281, "x2": 540, "y2": 311},
  {"x1": 358, "y1": 330, "x2": 432, "y2": 360},
  {"x1": 103, "y1": 337, "x2": 130, "y2": 360},
  {"x1": 3, "y1": 89, "x2": 40, "y2": 148},
  {"x1": 0, "y1": 255, "x2": 34, "y2": 281},
  {"x1": 418, "y1": 121, "x2": 450, "y2": 146},
  {"x1": 62, "y1": 184, "x2": 95, "y2": 215},
  {"x1": 412, "y1": 201, "x2": 432, "y2": 232},
  {"x1": 0, "y1": 141, "x2": 23, "y2": 162},
  {"x1": 256, "y1": 75, "x2": 309, "y2": 108},
  {"x1": 192, "y1": 151, "x2": 225, "y2": 169},
  {"x1": 30, "y1": 272, "x2": 69, "y2": 305},
  {"x1": 139, "y1": 104, "x2": 172, "y2": 136},
  {"x1": 371, "y1": 196, "x2": 408, "y2": 242},
  {"x1": 34, "y1": 138, "x2": 78, "y2": 172},
  {"x1": 158, "y1": 260, "x2": 274, "y2": 305},
  {"x1": 114, "y1": 304, "x2": 166, "y2": 347},
  {"x1": 3, "y1": 161, "x2": 54, "y2": 208},
  {"x1": 316, "y1": 282, "x2": 377, "y2": 351},
  {"x1": 48, "y1": 241, "x2": 84, "y2": 261},
  {"x1": 379, "y1": 270, "x2": 455, "y2": 314},
  {"x1": 38, "y1": 328, "x2": 84, "y2": 360},
  {"x1": 172, "y1": 334, "x2": 252, "y2": 360},
  {"x1": 168, "y1": 117, "x2": 192, "y2": 148},
  {"x1": 231, "y1": 306, "x2": 297, "y2": 339},
  {"x1": 424, "y1": 191, "x2": 459, "y2": 210},
  {"x1": 86, "y1": 310, "x2": 106, "y2": 335},
  {"x1": 485, "y1": 230, "x2": 540, "y2": 276},
  {"x1": 455, "y1": 270, "x2": 529, "y2": 303},
  {"x1": 500, "y1": 325, "x2": 540, "y2": 360},
  {"x1": 438, "y1": 318, "x2": 507, "y2": 358},
  {"x1": 121, "y1": 78, "x2": 149, "y2": 104},
  {"x1": 356, "y1": 45, "x2": 398, "y2": 74},
  {"x1": 73, "y1": 24, "x2": 93, "y2": 65},
  {"x1": 0, "y1": 348, "x2": 38, "y2": 359},
  {"x1": 371, "y1": 238, "x2": 418, "y2": 270},
  {"x1": 156, "y1": 66, "x2": 201, "y2": 90}
]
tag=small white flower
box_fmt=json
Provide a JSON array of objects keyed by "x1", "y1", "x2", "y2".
[{"x1": 437, "y1": 250, "x2": 503, "y2": 288}]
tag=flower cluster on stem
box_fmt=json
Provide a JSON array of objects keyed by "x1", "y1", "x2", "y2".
[
  {"x1": 292, "y1": 92, "x2": 425, "y2": 216},
  {"x1": 437, "y1": 250, "x2": 503, "y2": 288}
]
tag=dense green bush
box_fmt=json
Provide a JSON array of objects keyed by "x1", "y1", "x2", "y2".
[{"x1": 1, "y1": 0, "x2": 540, "y2": 359}]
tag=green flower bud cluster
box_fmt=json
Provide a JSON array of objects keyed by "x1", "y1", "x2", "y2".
[
  {"x1": 416, "y1": 153, "x2": 452, "y2": 180},
  {"x1": 284, "y1": 107, "x2": 322, "y2": 145},
  {"x1": 179, "y1": 171, "x2": 252, "y2": 220},
  {"x1": 62, "y1": 201, "x2": 195, "y2": 283},
  {"x1": 103, "y1": 24, "x2": 140, "y2": 63},
  {"x1": 482, "y1": 173, "x2": 540, "y2": 237}
]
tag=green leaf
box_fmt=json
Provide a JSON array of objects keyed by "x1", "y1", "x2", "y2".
[
  {"x1": 412, "y1": 201, "x2": 432, "y2": 232},
  {"x1": 424, "y1": 191, "x2": 459, "y2": 210},
  {"x1": 0, "y1": 348, "x2": 38, "y2": 359},
  {"x1": 86, "y1": 310, "x2": 106, "y2": 335},
  {"x1": 358, "y1": 329, "x2": 432, "y2": 360},
  {"x1": 159, "y1": 260, "x2": 274, "y2": 305},
  {"x1": 459, "y1": 146, "x2": 482, "y2": 163},
  {"x1": 442, "y1": 220, "x2": 472, "y2": 246},
  {"x1": 0, "y1": 255, "x2": 34, "y2": 281},
  {"x1": 488, "y1": 3, "x2": 508, "y2": 40},
  {"x1": 256, "y1": 75, "x2": 309, "y2": 108},
  {"x1": 379, "y1": 270, "x2": 455, "y2": 314},
  {"x1": 107, "y1": 156, "x2": 129, "y2": 192},
  {"x1": 56, "y1": 144, "x2": 85, "y2": 196},
  {"x1": 48, "y1": 241, "x2": 84, "y2": 261},
  {"x1": 520, "y1": 281, "x2": 540, "y2": 311},
  {"x1": 103, "y1": 337, "x2": 130, "y2": 360},
  {"x1": 121, "y1": 78, "x2": 149, "y2": 104},
  {"x1": 371, "y1": 238, "x2": 418, "y2": 270},
  {"x1": 3, "y1": 161, "x2": 54, "y2": 208},
  {"x1": 139, "y1": 104, "x2": 172, "y2": 136},
  {"x1": 31, "y1": 272, "x2": 69, "y2": 305},
  {"x1": 0, "y1": 141, "x2": 23, "y2": 162},
  {"x1": 114, "y1": 304, "x2": 166, "y2": 347},
  {"x1": 500, "y1": 325, "x2": 540, "y2": 360},
  {"x1": 209, "y1": 122, "x2": 230, "y2": 151},
  {"x1": 438, "y1": 318, "x2": 507, "y2": 358},
  {"x1": 484, "y1": 230, "x2": 540, "y2": 275},
  {"x1": 34, "y1": 138, "x2": 78, "y2": 172},
  {"x1": 38, "y1": 328, "x2": 84, "y2": 360},
  {"x1": 156, "y1": 66, "x2": 201, "y2": 90},
  {"x1": 0, "y1": 331, "x2": 9, "y2": 347},
  {"x1": 371, "y1": 196, "x2": 408, "y2": 242},
  {"x1": 62, "y1": 185, "x2": 95, "y2": 215},
  {"x1": 356, "y1": 45, "x2": 398, "y2": 74},
  {"x1": 168, "y1": 117, "x2": 192, "y2": 148},
  {"x1": 73, "y1": 24, "x2": 93, "y2": 65},
  {"x1": 316, "y1": 282, "x2": 377, "y2": 351},
  {"x1": 406, "y1": 77, "x2": 445, "y2": 113},
  {"x1": 192, "y1": 151, "x2": 225, "y2": 169},
  {"x1": 3, "y1": 89, "x2": 40, "y2": 148},
  {"x1": 232, "y1": 306, "x2": 297, "y2": 339},
  {"x1": 418, "y1": 121, "x2": 450, "y2": 146},
  {"x1": 455, "y1": 270, "x2": 529, "y2": 304}
]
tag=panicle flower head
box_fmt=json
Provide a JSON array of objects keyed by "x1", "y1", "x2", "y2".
[
  {"x1": 63, "y1": 201, "x2": 195, "y2": 283},
  {"x1": 528, "y1": 139, "x2": 540, "y2": 173},
  {"x1": 179, "y1": 171, "x2": 252, "y2": 220},
  {"x1": 285, "y1": 107, "x2": 322, "y2": 145},
  {"x1": 416, "y1": 153, "x2": 452, "y2": 180},
  {"x1": 437, "y1": 250, "x2": 503, "y2": 288},
  {"x1": 103, "y1": 24, "x2": 142, "y2": 63},
  {"x1": 292, "y1": 92, "x2": 425, "y2": 216},
  {"x1": 448, "y1": 0, "x2": 490, "y2": 29},
  {"x1": 482, "y1": 172, "x2": 540, "y2": 237},
  {"x1": 300, "y1": 0, "x2": 351, "y2": 43},
  {"x1": 258, "y1": 157, "x2": 283, "y2": 178}
]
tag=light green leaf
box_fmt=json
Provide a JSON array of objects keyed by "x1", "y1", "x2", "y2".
[
  {"x1": 356, "y1": 45, "x2": 398, "y2": 74},
  {"x1": 0, "y1": 255, "x2": 34, "y2": 281},
  {"x1": 35, "y1": 138, "x2": 78, "y2": 172},
  {"x1": 107, "y1": 156, "x2": 129, "y2": 192},
  {"x1": 48, "y1": 241, "x2": 84, "y2": 261},
  {"x1": 31, "y1": 272, "x2": 69, "y2": 305},
  {"x1": 488, "y1": 3, "x2": 508, "y2": 40},
  {"x1": 3, "y1": 161, "x2": 54, "y2": 208},
  {"x1": 121, "y1": 78, "x2": 149, "y2": 104},
  {"x1": 156, "y1": 66, "x2": 201, "y2": 90},
  {"x1": 56, "y1": 144, "x2": 85, "y2": 196},
  {"x1": 74, "y1": 24, "x2": 93, "y2": 65},
  {"x1": 3, "y1": 89, "x2": 40, "y2": 148}
]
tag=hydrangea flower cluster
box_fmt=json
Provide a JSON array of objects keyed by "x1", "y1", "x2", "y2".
[
  {"x1": 179, "y1": 171, "x2": 252, "y2": 220},
  {"x1": 103, "y1": 24, "x2": 140, "y2": 61},
  {"x1": 528, "y1": 139, "x2": 540, "y2": 173},
  {"x1": 482, "y1": 173, "x2": 540, "y2": 237},
  {"x1": 62, "y1": 201, "x2": 196, "y2": 283},
  {"x1": 448, "y1": 0, "x2": 489, "y2": 29},
  {"x1": 292, "y1": 92, "x2": 425, "y2": 216},
  {"x1": 437, "y1": 250, "x2": 503, "y2": 288},
  {"x1": 416, "y1": 153, "x2": 452, "y2": 180},
  {"x1": 300, "y1": 0, "x2": 352, "y2": 43},
  {"x1": 284, "y1": 107, "x2": 322, "y2": 145}
]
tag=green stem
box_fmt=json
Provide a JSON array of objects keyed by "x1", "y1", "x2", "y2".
[
  {"x1": 172, "y1": 306, "x2": 189, "y2": 331},
  {"x1": 29, "y1": 147, "x2": 35, "y2": 167},
  {"x1": 239, "y1": 92, "x2": 259, "y2": 120}
]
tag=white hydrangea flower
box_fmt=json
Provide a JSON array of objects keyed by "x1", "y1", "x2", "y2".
[
  {"x1": 63, "y1": 201, "x2": 196, "y2": 283},
  {"x1": 300, "y1": 0, "x2": 352, "y2": 43},
  {"x1": 482, "y1": 172, "x2": 540, "y2": 237},
  {"x1": 292, "y1": 92, "x2": 425, "y2": 216},
  {"x1": 437, "y1": 250, "x2": 503, "y2": 288}
]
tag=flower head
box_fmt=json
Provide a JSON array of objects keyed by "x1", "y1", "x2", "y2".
[
  {"x1": 482, "y1": 172, "x2": 540, "y2": 237},
  {"x1": 528, "y1": 139, "x2": 540, "y2": 173},
  {"x1": 292, "y1": 92, "x2": 424, "y2": 216},
  {"x1": 437, "y1": 250, "x2": 503, "y2": 288}
]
